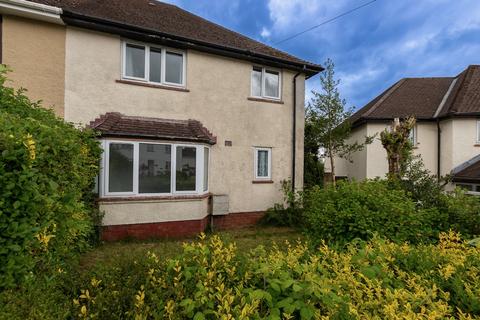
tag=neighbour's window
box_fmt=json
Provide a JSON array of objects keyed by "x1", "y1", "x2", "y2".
[
  {"x1": 103, "y1": 141, "x2": 208, "y2": 197},
  {"x1": 251, "y1": 66, "x2": 281, "y2": 99},
  {"x1": 408, "y1": 126, "x2": 417, "y2": 146},
  {"x1": 254, "y1": 147, "x2": 272, "y2": 179},
  {"x1": 123, "y1": 41, "x2": 185, "y2": 86}
]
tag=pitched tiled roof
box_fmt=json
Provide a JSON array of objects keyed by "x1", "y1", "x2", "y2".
[
  {"x1": 452, "y1": 154, "x2": 480, "y2": 183},
  {"x1": 27, "y1": 0, "x2": 321, "y2": 75},
  {"x1": 89, "y1": 112, "x2": 216, "y2": 145},
  {"x1": 351, "y1": 65, "x2": 480, "y2": 126}
]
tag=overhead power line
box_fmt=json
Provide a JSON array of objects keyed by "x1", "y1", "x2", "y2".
[{"x1": 274, "y1": 0, "x2": 377, "y2": 45}]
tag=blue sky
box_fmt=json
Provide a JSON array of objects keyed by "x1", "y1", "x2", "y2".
[{"x1": 164, "y1": 0, "x2": 480, "y2": 110}]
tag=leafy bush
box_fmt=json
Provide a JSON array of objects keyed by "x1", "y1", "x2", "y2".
[
  {"x1": 261, "y1": 180, "x2": 304, "y2": 227},
  {"x1": 5, "y1": 232, "x2": 477, "y2": 319},
  {"x1": 303, "y1": 180, "x2": 435, "y2": 244},
  {"x1": 0, "y1": 67, "x2": 102, "y2": 288}
]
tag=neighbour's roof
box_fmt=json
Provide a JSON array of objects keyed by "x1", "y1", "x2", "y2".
[
  {"x1": 451, "y1": 154, "x2": 480, "y2": 183},
  {"x1": 89, "y1": 112, "x2": 217, "y2": 145},
  {"x1": 351, "y1": 65, "x2": 480, "y2": 126},
  {"x1": 26, "y1": 0, "x2": 322, "y2": 76}
]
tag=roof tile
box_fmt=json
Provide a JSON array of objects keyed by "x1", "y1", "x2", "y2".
[{"x1": 89, "y1": 112, "x2": 217, "y2": 145}]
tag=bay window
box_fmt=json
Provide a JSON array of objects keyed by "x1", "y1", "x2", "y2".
[
  {"x1": 251, "y1": 66, "x2": 281, "y2": 99},
  {"x1": 122, "y1": 41, "x2": 185, "y2": 86},
  {"x1": 101, "y1": 140, "x2": 209, "y2": 197}
]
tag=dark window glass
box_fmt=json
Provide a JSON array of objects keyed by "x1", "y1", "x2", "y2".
[
  {"x1": 176, "y1": 146, "x2": 196, "y2": 191},
  {"x1": 109, "y1": 143, "x2": 134, "y2": 192},
  {"x1": 139, "y1": 144, "x2": 171, "y2": 193}
]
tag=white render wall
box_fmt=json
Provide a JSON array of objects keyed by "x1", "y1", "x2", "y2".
[
  {"x1": 64, "y1": 27, "x2": 306, "y2": 225},
  {"x1": 328, "y1": 119, "x2": 480, "y2": 181}
]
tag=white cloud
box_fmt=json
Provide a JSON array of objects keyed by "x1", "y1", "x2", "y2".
[{"x1": 260, "y1": 27, "x2": 271, "y2": 39}]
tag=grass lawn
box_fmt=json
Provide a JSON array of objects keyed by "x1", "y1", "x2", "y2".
[{"x1": 80, "y1": 226, "x2": 303, "y2": 271}]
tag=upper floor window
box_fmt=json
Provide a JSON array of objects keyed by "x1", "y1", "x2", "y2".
[
  {"x1": 476, "y1": 120, "x2": 480, "y2": 143},
  {"x1": 251, "y1": 66, "x2": 281, "y2": 100},
  {"x1": 123, "y1": 41, "x2": 185, "y2": 87}
]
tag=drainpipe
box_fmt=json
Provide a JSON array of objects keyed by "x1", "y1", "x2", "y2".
[
  {"x1": 292, "y1": 72, "x2": 301, "y2": 193},
  {"x1": 437, "y1": 119, "x2": 441, "y2": 180}
]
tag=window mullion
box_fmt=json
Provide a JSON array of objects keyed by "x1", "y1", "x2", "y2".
[
  {"x1": 261, "y1": 68, "x2": 266, "y2": 97},
  {"x1": 145, "y1": 46, "x2": 150, "y2": 82},
  {"x1": 161, "y1": 48, "x2": 166, "y2": 84},
  {"x1": 171, "y1": 144, "x2": 176, "y2": 194},
  {"x1": 133, "y1": 142, "x2": 139, "y2": 195}
]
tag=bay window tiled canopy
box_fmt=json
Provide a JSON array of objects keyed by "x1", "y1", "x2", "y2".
[{"x1": 89, "y1": 113, "x2": 216, "y2": 197}]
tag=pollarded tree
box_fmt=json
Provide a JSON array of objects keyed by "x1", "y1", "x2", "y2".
[
  {"x1": 380, "y1": 116, "x2": 416, "y2": 179},
  {"x1": 306, "y1": 59, "x2": 374, "y2": 186}
]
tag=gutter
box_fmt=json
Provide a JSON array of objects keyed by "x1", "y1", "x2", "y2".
[
  {"x1": 0, "y1": 0, "x2": 63, "y2": 24},
  {"x1": 61, "y1": 10, "x2": 323, "y2": 78}
]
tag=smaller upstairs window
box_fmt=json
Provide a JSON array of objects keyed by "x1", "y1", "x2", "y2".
[
  {"x1": 251, "y1": 66, "x2": 281, "y2": 99},
  {"x1": 476, "y1": 120, "x2": 480, "y2": 143}
]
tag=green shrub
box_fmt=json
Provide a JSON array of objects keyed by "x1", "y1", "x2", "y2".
[
  {"x1": 6, "y1": 232, "x2": 473, "y2": 319},
  {"x1": 0, "y1": 66, "x2": 102, "y2": 288},
  {"x1": 261, "y1": 180, "x2": 304, "y2": 227},
  {"x1": 302, "y1": 180, "x2": 435, "y2": 244}
]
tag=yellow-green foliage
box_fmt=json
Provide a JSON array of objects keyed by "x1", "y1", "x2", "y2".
[
  {"x1": 0, "y1": 66, "x2": 102, "y2": 288},
  {"x1": 72, "y1": 231, "x2": 480, "y2": 319}
]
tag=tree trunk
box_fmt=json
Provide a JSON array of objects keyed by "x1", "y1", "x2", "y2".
[{"x1": 329, "y1": 150, "x2": 336, "y2": 187}]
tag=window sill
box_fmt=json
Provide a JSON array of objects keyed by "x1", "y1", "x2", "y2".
[
  {"x1": 474, "y1": 143, "x2": 480, "y2": 147},
  {"x1": 252, "y1": 180, "x2": 274, "y2": 184},
  {"x1": 97, "y1": 192, "x2": 210, "y2": 203},
  {"x1": 247, "y1": 97, "x2": 284, "y2": 104},
  {"x1": 116, "y1": 79, "x2": 190, "y2": 92}
]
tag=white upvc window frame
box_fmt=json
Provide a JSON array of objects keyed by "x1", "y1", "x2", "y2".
[
  {"x1": 121, "y1": 40, "x2": 186, "y2": 87},
  {"x1": 251, "y1": 66, "x2": 282, "y2": 100},
  {"x1": 100, "y1": 139, "x2": 209, "y2": 198},
  {"x1": 409, "y1": 125, "x2": 417, "y2": 146},
  {"x1": 476, "y1": 120, "x2": 480, "y2": 144},
  {"x1": 254, "y1": 147, "x2": 272, "y2": 180}
]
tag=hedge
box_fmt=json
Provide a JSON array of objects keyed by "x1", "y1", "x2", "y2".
[{"x1": 0, "y1": 66, "x2": 102, "y2": 288}]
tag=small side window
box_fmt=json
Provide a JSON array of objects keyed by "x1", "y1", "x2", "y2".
[
  {"x1": 409, "y1": 126, "x2": 417, "y2": 146},
  {"x1": 476, "y1": 120, "x2": 480, "y2": 143},
  {"x1": 251, "y1": 66, "x2": 281, "y2": 99},
  {"x1": 254, "y1": 147, "x2": 271, "y2": 179}
]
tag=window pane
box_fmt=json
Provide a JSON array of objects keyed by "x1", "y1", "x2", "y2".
[
  {"x1": 251, "y1": 67, "x2": 262, "y2": 97},
  {"x1": 139, "y1": 144, "x2": 171, "y2": 193},
  {"x1": 176, "y1": 146, "x2": 196, "y2": 191},
  {"x1": 109, "y1": 143, "x2": 134, "y2": 192},
  {"x1": 165, "y1": 52, "x2": 183, "y2": 84},
  {"x1": 125, "y1": 44, "x2": 145, "y2": 78},
  {"x1": 265, "y1": 70, "x2": 279, "y2": 98},
  {"x1": 257, "y1": 150, "x2": 269, "y2": 177},
  {"x1": 149, "y1": 47, "x2": 162, "y2": 83},
  {"x1": 203, "y1": 148, "x2": 209, "y2": 192}
]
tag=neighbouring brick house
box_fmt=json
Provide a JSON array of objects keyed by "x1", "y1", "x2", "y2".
[
  {"x1": 325, "y1": 65, "x2": 480, "y2": 192},
  {"x1": 0, "y1": 0, "x2": 322, "y2": 239}
]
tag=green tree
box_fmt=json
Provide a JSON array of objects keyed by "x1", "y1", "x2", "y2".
[
  {"x1": 380, "y1": 117, "x2": 415, "y2": 179},
  {"x1": 306, "y1": 59, "x2": 373, "y2": 186}
]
